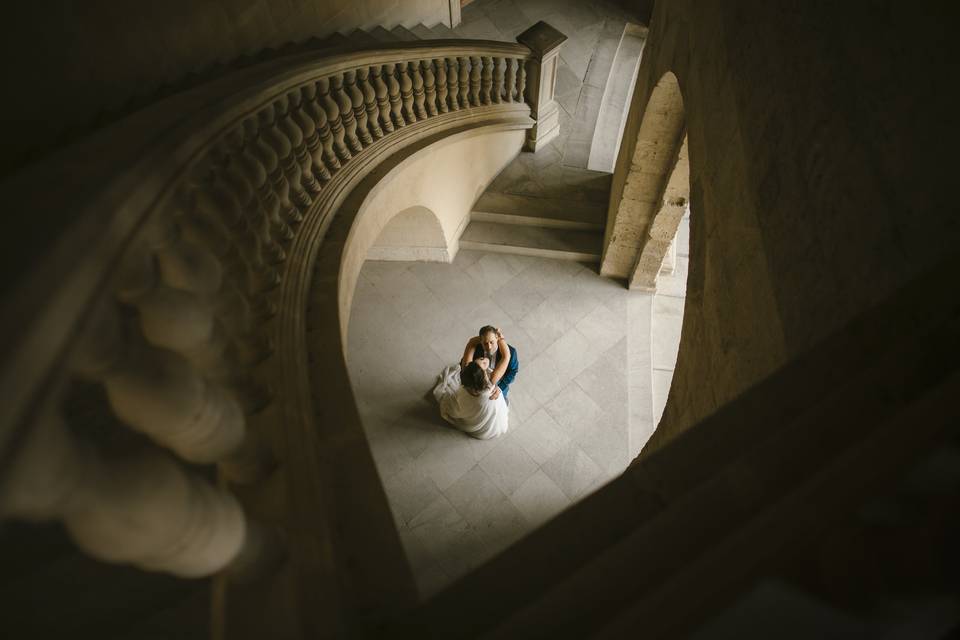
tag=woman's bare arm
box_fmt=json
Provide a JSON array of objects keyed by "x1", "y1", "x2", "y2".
[
  {"x1": 489, "y1": 337, "x2": 510, "y2": 385},
  {"x1": 460, "y1": 336, "x2": 480, "y2": 367}
]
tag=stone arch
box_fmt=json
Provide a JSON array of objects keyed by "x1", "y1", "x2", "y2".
[
  {"x1": 600, "y1": 70, "x2": 686, "y2": 287},
  {"x1": 366, "y1": 205, "x2": 450, "y2": 263}
]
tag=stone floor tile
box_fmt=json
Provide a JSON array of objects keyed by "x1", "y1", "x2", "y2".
[
  {"x1": 522, "y1": 348, "x2": 569, "y2": 406},
  {"x1": 392, "y1": 403, "x2": 455, "y2": 459},
  {"x1": 541, "y1": 441, "x2": 604, "y2": 501},
  {"x1": 543, "y1": 286, "x2": 603, "y2": 328},
  {"x1": 465, "y1": 298, "x2": 514, "y2": 336},
  {"x1": 505, "y1": 384, "x2": 539, "y2": 424},
  {"x1": 409, "y1": 260, "x2": 483, "y2": 312},
  {"x1": 518, "y1": 297, "x2": 571, "y2": 354},
  {"x1": 468, "y1": 252, "x2": 527, "y2": 294},
  {"x1": 414, "y1": 563, "x2": 451, "y2": 601},
  {"x1": 652, "y1": 367, "x2": 674, "y2": 427},
  {"x1": 452, "y1": 248, "x2": 485, "y2": 268},
  {"x1": 577, "y1": 413, "x2": 629, "y2": 476},
  {"x1": 415, "y1": 428, "x2": 481, "y2": 490},
  {"x1": 544, "y1": 327, "x2": 597, "y2": 381},
  {"x1": 408, "y1": 494, "x2": 489, "y2": 578},
  {"x1": 398, "y1": 524, "x2": 439, "y2": 575},
  {"x1": 652, "y1": 309, "x2": 683, "y2": 370},
  {"x1": 478, "y1": 434, "x2": 540, "y2": 495},
  {"x1": 544, "y1": 381, "x2": 605, "y2": 439},
  {"x1": 444, "y1": 464, "x2": 510, "y2": 527},
  {"x1": 492, "y1": 281, "x2": 546, "y2": 325},
  {"x1": 653, "y1": 289, "x2": 686, "y2": 317},
  {"x1": 574, "y1": 350, "x2": 628, "y2": 425},
  {"x1": 466, "y1": 430, "x2": 503, "y2": 462},
  {"x1": 512, "y1": 407, "x2": 572, "y2": 465},
  {"x1": 366, "y1": 425, "x2": 416, "y2": 480},
  {"x1": 575, "y1": 302, "x2": 625, "y2": 355},
  {"x1": 510, "y1": 469, "x2": 571, "y2": 528},
  {"x1": 471, "y1": 494, "x2": 531, "y2": 555},
  {"x1": 384, "y1": 465, "x2": 442, "y2": 526},
  {"x1": 655, "y1": 256, "x2": 689, "y2": 297}
]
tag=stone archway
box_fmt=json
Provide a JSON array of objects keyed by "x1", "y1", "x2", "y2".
[
  {"x1": 366, "y1": 205, "x2": 450, "y2": 262},
  {"x1": 600, "y1": 71, "x2": 686, "y2": 288}
]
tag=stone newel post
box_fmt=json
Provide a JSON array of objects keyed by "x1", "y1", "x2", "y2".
[{"x1": 517, "y1": 21, "x2": 567, "y2": 152}]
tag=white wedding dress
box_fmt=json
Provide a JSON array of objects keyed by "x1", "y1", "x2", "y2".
[{"x1": 432, "y1": 364, "x2": 509, "y2": 439}]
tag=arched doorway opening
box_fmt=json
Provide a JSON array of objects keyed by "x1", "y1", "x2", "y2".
[
  {"x1": 601, "y1": 71, "x2": 689, "y2": 455},
  {"x1": 367, "y1": 205, "x2": 450, "y2": 263}
]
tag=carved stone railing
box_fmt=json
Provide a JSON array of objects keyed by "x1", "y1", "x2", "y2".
[{"x1": 0, "y1": 23, "x2": 564, "y2": 639}]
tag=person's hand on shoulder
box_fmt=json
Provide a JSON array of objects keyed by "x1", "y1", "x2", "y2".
[{"x1": 489, "y1": 385, "x2": 501, "y2": 400}]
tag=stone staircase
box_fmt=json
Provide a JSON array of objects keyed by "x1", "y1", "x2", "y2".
[
  {"x1": 347, "y1": 22, "x2": 612, "y2": 265},
  {"x1": 460, "y1": 191, "x2": 606, "y2": 261}
]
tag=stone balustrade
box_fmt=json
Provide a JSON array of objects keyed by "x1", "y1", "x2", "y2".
[{"x1": 0, "y1": 24, "x2": 567, "y2": 638}]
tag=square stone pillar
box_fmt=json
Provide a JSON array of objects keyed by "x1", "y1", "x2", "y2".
[{"x1": 517, "y1": 21, "x2": 567, "y2": 152}]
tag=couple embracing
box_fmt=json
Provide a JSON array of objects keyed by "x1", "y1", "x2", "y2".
[{"x1": 432, "y1": 325, "x2": 519, "y2": 440}]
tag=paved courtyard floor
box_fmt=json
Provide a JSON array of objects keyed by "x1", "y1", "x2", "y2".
[{"x1": 347, "y1": 251, "x2": 655, "y2": 598}]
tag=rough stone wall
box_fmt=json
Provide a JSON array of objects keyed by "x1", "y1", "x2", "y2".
[
  {"x1": 632, "y1": 0, "x2": 958, "y2": 456},
  {"x1": 0, "y1": 0, "x2": 451, "y2": 177}
]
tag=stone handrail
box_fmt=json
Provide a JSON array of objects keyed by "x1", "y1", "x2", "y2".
[{"x1": 0, "y1": 24, "x2": 563, "y2": 638}]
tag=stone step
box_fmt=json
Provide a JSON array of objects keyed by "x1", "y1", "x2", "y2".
[
  {"x1": 429, "y1": 23, "x2": 461, "y2": 39},
  {"x1": 559, "y1": 19, "x2": 626, "y2": 169},
  {"x1": 324, "y1": 32, "x2": 351, "y2": 48},
  {"x1": 471, "y1": 192, "x2": 606, "y2": 231},
  {"x1": 390, "y1": 25, "x2": 420, "y2": 42},
  {"x1": 410, "y1": 24, "x2": 435, "y2": 39},
  {"x1": 459, "y1": 221, "x2": 602, "y2": 262},
  {"x1": 587, "y1": 22, "x2": 647, "y2": 172},
  {"x1": 347, "y1": 28, "x2": 379, "y2": 47},
  {"x1": 369, "y1": 26, "x2": 400, "y2": 43}
]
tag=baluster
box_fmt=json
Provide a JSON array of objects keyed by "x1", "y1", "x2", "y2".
[
  {"x1": 247, "y1": 116, "x2": 303, "y2": 227},
  {"x1": 435, "y1": 57, "x2": 449, "y2": 113},
  {"x1": 277, "y1": 94, "x2": 322, "y2": 196},
  {"x1": 74, "y1": 295, "x2": 245, "y2": 465},
  {"x1": 343, "y1": 70, "x2": 372, "y2": 147},
  {"x1": 330, "y1": 74, "x2": 362, "y2": 154},
  {"x1": 265, "y1": 99, "x2": 313, "y2": 210},
  {"x1": 397, "y1": 61, "x2": 416, "y2": 123},
  {"x1": 458, "y1": 56, "x2": 470, "y2": 108},
  {"x1": 215, "y1": 147, "x2": 287, "y2": 269},
  {"x1": 191, "y1": 157, "x2": 275, "y2": 293},
  {"x1": 370, "y1": 65, "x2": 395, "y2": 134},
  {"x1": 492, "y1": 57, "x2": 505, "y2": 104},
  {"x1": 288, "y1": 90, "x2": 332, "y2": 184},
  {"x1": 421, "y1": 59, "x2": 438, "y2": 117},
  {"x1": 0, "y1": 413, "x2": 249, "y2": 577},
  {"x1": 231, "y1": 148, "x2": 294, "y2": 254},
  {"x1": 301, "y1": 83, "x2": 342, "y2": 172},
  {"x1": 505, "y1": 58, "x2": 518, "y2": 103},
  {"x1": 317, "y1": 78, "x2": 352, "y2": 161},
  {"x1": 356, "y1": 67, "x2": 383, "y2": 140},
  {"x1": 179, "y1": 179, "x2": 276, "y2": 364},
  {"x1": 410, "y1": 61, "x2": 427, "y2": 120},
  {"x1": 384, "y1": 63, "x2": 405, "y2": 128},
  {"x1": 446, "y1": 57, "x2": 460, "y2": 110},
  {"x1": 517, "y1": 59, "x2": 528, "y2": 103},
  {"x1": 469, "y1": 56, "x2": 482, "y2": 106},
  {"x1": 480, "y1": 56, "x2": 494, "y2": 104}
]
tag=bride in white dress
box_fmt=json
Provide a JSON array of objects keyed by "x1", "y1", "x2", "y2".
[{"x1": 432, "y1": 356, "x2": 509, "y2": 439}]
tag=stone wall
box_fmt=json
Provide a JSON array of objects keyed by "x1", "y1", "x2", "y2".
[
  {"x1": 629, "y1": 0, "x2": 957, "y2": 456},
  {"x1": 339, "y1": 127, "x2": 525, "y2": 331},
  {"x1": 0, "y1": 0, "x2": 452, "y2": 177}
]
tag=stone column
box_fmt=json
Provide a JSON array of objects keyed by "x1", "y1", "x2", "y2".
[{"x1": 517, "y1": 21, "x2": 567, "y2": 152}]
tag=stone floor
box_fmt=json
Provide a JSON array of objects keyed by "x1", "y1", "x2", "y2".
[
  {"x1": 343, "y1": 0, "x2": 667, "y2": 602},
  {"x1": 347, "y1": 252, "x2": 654, "y2": 598},
  {"x1": 652, "y1": 212, "x2": 690, "y2": 423}
]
